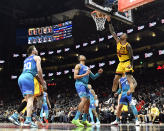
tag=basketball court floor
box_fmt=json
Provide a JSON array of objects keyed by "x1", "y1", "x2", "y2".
[{"x1": 0, "y1": 123, "x2": 164, "y2": 131}]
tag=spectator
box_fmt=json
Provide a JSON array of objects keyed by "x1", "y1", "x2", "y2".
[
  {"x1": 138, "y1": 108, "x2": 147, "y2": 123},
  {"x1": 148, "y1": 104, "x2": 160, "y2": 123},
  {"x1": 159, "y1": 104, "x2": 164, "y2": 123}
]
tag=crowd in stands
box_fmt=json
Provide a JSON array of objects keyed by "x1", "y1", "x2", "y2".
[{"x1": 0, "y1": 70, "x2": 164, "y2": 124}]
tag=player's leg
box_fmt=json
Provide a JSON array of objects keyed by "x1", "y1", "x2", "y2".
[
  {"x1": 24, "y1": 94, "x2": 34, "y2": 123},
  {"x1": 92, "y1": 109, "x2": 100, "y2": 124},
  {"x1": 8, "y1": 98, "x2": 27, "y2": 126},
  {"x1": 81, "y1": 99, "x2": 92, "y2": 127},
  {"x1": 44, "y1": 104, "x2": 49, "y2": 123},
  {"x1": 112, "y1": 63, "x2": 123, "y2": 92},
  {"x1": 128, "y1": 94, "x2": 139, "y2": 126},
  {"x1": 8, "y1": 76, "x2": 25, "y2": 126},
  {"x1": 111, "y1": 94, "x2": 126, "y2": 124},
  {"x1": 72, "y1": 84, "x2": 88, "y2": 127},
  {"x1": 89, "y1": 108, "x2": 94, "y2": 124},
  {"x1": 22, "y1": 75, "x2": 37, "y2": 128},
  {"x1": 111, "y1": 103, "x2": 123, "y2": 125},
  {"x1": 40, "y1": 105, "x2": 44, "y2": 122},
  {"x1": 125, "y1": 61, "x2": 136, "y2": 91}
]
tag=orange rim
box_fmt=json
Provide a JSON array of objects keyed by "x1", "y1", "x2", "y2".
[{"x1": 91, "y1": 10, "x2": 106, "y2": 18}]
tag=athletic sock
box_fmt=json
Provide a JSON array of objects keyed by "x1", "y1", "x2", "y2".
[
  {"x1": 82, "y1": 113, "x2": 87, "y2": 121},
  {"x1": 40, "y1": 117, "x2": 43, "y2": 122},
  {"x1": 26, "y1": 117, "x2": 32, "y2": 122},
  {"x1": 96, "y1": 117, "x2": 100, "y2": 122},
  {"x1": 116, "y1": 117, "x2": 119, "y2": 122},
  {"x1": 74, "y1": 111, "x2": 81, "y2": 120}
]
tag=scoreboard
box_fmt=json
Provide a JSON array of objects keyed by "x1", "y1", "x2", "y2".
[{"x1": 28, "y1": 21, "x2": 72, "y2": 44}]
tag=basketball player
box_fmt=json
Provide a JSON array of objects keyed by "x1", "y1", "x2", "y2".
[
  {"x1": 18, "y1": 45, "x2": 45, "y2": 128},
  {"x1": 88, "y1": 88, "x2": 100, "y2": 125},
  {"x1": 106, "y1": 16, "x2": 136, "y2": 95},
  {"x1": 111, "y1": 73, "x2": 139, "y2": 125},
  {"x1": 72, "y1": 55, "x2": 103, "y2": 127},
  {"x1": 40, "y1": 89, "x2": 51, "y2": 123},
  {"x1": 8, "y1": 76, "x2": 44, "y2": 126}
]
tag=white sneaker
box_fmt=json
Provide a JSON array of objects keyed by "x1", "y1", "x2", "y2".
[
  {"x1": 135, "y1": 120, "x2": 140, "y2": 126},
  {"x1": 111, "y1": 120, "x2": 119, "y2": 125},
  {"x1": 23, "y1": 121, "x2": 38, "y2": 128},
  {"x1": 91, "y1": 122, "x2": 95, "y2": 125},
  {"x1": 96, "y1": 121, "x2": 100, "y2": 125}
]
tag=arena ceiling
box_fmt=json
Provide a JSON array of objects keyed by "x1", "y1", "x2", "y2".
[{"x1": 0, "y1": 0, "x2": 163, "y2": 23}]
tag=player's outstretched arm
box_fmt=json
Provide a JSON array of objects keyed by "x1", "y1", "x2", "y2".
[
  {"x1": 89, "y1": 68, "x2": 103, "y2": 80},
  {"x1": 106, "y1": 15, "x2": 120, "y2": 43},
  {"x1": 74, "y1": 64, "x2": 90, "y2": 79},
  {"x1": 127, "y1": 44, "x2": 134, "y2": 67}
]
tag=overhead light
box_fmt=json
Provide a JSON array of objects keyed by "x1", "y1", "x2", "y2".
[
  {"x1": 42, "y1": 57, "x2": 46, "y2": 61},
  {"x1": 75, "y1": 54, "x2": 79, "y2": 56},
  {"x1": 0, "y1": 60, "x2": 5, "y2": 64},
  {"x1": 59, "y1": 56, "x2": 62, "y2": 59},
  {"x1": 107, "y1": 45, "x2": 110, "y2": 48},
  {"x1": 136, "y1": 36, "x2": 140, "y2": 41},
  {"x1": 152, "y1": 32, "x2": 156, "y2": 37},
  {"x1": 95, "y1": 47, "x2": 99, "y2": 52}
]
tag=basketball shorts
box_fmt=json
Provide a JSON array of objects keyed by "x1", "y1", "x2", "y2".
[
  {"x1": 116, "y1": 60, "x2": 134, "y2": 74},
  {"x1": 18, "y1": 73, "x2": 34, "y2": 96},
  {"x1": 121, "y1": 105, "x2": 128, "y2": 112},
  {"x1": 18, "y1": 73, "x2": 43, "y2": 97},
  {"x1": 120, "y1": 92, "x2": 132, "y2": 105},
  {"x1": 34, "y1": 77, "x2": 43, "y2": 97},
  {"x1": 75, "y1": 82, "x2": 89, "y2": 99}
]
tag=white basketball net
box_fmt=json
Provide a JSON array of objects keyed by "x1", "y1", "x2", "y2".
[{"x1": 91, "y1": 14, "x2": 106, "y2": 31}]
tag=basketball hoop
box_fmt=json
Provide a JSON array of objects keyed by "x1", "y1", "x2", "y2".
[{"x1": 91, "y1": 10, "x2": 107, "y2": 31}]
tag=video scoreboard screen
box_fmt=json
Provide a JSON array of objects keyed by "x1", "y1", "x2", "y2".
[{"x1": 28, "y1": 21, "x2": 72, "y2": 44}]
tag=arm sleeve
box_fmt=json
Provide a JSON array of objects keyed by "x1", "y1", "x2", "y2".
[
  {"x1": 89, "y1": 72, "x2": 100, "y2": 80},
  {"x1": 116, "y1": 88, "x2": 122, "y2": 95}
]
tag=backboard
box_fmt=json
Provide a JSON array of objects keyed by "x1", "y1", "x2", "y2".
[{"x1": 85, "y1": 0, "x2": 133, "y2": 24}]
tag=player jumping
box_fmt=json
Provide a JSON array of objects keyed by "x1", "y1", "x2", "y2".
[
  {"x1": 72, "y1": 55, "x2": 103, "y2": 127},
  {"x1": 106, "y1": 16, "x2": 136, "y2": 95}
]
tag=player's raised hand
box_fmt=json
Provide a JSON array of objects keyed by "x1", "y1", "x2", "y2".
[
  {"x1": 98, "y1": 68, "x2": 103, "y2": 74},
  {"x1": 86, "y1": 68, "x2": 91, "y2": 75}
]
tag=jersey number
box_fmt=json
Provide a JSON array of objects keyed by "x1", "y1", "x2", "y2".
[{"x1": 24, "y1": 62, "x2": 32, "y2": 70}]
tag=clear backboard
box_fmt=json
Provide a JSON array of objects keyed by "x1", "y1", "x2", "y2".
[{"x1": 85, "y1": 0, "x2": 133, "y2": 24}]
